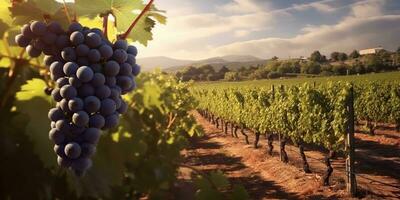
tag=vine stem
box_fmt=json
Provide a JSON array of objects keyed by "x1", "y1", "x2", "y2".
[
  {"x1": 62, "y1": 0, "x2": 72, "y2": 23},
  {"x1": 102, "y1": 13, "x2": 109, "y2": 40},
  {"x1": 119, "y1": 0, "x2": 154, "y2": 39}
]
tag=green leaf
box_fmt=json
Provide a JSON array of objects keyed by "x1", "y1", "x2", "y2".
[
  {"x1": 9, "y1": 0, "x2": 70, "y2": 27},
  {"x1": 30, "y1": 0, "x2": 62, "y2": 15},
  {"x1": 0, "y1": 19, "x2": 10, "y2": 38},
  {"x1": 75, "y1": 0, "x2": 166, "y2": 45},
  {"x1": 15, "y1": 79, "x2": 55, "y2": 169},
  {"x1": 230, "y1": 185, "x2": 249, "y2": 200},
  {"x1": 210, "y1": 171, "x2": 229, "y2": 188}
]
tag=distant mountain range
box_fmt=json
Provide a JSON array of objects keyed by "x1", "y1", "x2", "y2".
[{"x1": 137, "y1": 55, "x2": 266, "y2": 72}]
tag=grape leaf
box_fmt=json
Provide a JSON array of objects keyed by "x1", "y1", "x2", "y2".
[
  {"x1": 75, "y1": 0, "x2": 166, "y2": 45},
  {"x1": 15, "y1": 78, "x2": 56, "y2": 169},
  {"x1": 0, "y1": 19, "x2": 9, "y2": 38},
  {"x1": 30, "y1": 0, "x2": 62, "y2": 15},
  {"x1": 0, "y1": 0, "x2": 13, "y2": 25},
  {"x1": 9, "y1": 0, "x2": 70, "y2": 27}
]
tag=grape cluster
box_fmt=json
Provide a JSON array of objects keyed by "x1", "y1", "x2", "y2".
[{"x1": 15, "y1": 21, "x2": 141, "y2": 176}]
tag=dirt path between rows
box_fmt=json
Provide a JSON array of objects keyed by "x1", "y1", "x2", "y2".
[{"x1": 174, "y1": 112, "x2": 400, "y2": 200}]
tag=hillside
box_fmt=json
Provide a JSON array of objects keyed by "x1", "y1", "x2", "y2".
[{"x1": 137, "y1": 55, "x2": 264, "y2": 71}]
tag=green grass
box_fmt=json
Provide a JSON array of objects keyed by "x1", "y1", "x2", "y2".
[{"x1": 194, "y1": 71, "x2": 400, "y2": 88}]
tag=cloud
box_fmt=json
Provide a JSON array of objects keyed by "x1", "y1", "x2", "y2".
[
  {"x1": 213, "y1": 15, "x2": 400, "y2": 58},
  {"x1": 292, "y1": 0, "x2": 337, "y2": 13},
  {"x1": 350, "y1": 0, "x2": 386, "y2": 18},
  {"x1": 218, "y1": 0, "x2": 262, "y2": 13}
]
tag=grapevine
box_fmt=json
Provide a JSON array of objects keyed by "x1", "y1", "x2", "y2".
[{"x1": 13, "y1": 1, "x2": 150, "y2": 175}]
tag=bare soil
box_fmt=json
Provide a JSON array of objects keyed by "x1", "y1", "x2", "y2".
[{"x1": 174, "y1": 112, "x2": 400, "y2": 200}]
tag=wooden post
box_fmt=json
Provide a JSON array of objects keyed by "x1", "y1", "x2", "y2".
[{"x1": 346, "y1": 85, "x2": 357, "y2": 196}]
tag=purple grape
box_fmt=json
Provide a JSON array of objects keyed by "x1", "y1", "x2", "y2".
[
  {"x1": 89, "y1": 114, "x2": 105, "y2": 129},
  {"x1": 15, "y1": 34, "x2": 31, "y2": 47},
  {"x1": 51, "y1": 88, "x2": 63, "y2": 102},
  {"x1": 84, "y1": 96, "x2": 101, "y2": 113},
  {"x1": 132, "y1": 64, "x2": 141, "y2": 76},
  {"x1": 90, "y1": 28, "x2": 103, "y2": 37},
  {"x1": 26, "y1": 45, "x2": 41, "y2": 57},
  {"x1": 117, "y1": 100, "x2": 128, "y2": 114},
  {"x1": 91, "y1": 73, "x2": 105, "y2": 87},
  {"x1": 56, "y1": 77, "x2": 69, "y2": 88},
  {"x1": 83, "y1": 128, "x2": 101, "y2": 144},
  {"x1": 99, "y1": 44, "x2": 113, "y2": 59},
  {"x1": 85, "y1": 32, "x2": 102, "y2": 48},
  {"x1": 76, "y1": 66, "x2": 94, "y2": 82},
  {"x1": 78, "y1": 84, "x2": 95, "y2": 97},
  {"x1": 80, "y1": 143, "x2": 96, "y2": 158},
  {"x1": 69, "y1": 76, "x2": 83, "y2": 88},
  {"x1": 90, "y1": 63, "x2": 102, "y2": 73},
  {"x1": 119, "y1": 63, "x2": 132, "y2": 75},
  {"x1": 68, "y1": 97, "x2": 84, "y2": 112},
  {"x1": 54, "y1": 144, "x2": 66, "y2": 157},
  {"x1": 56, "y1": 35, "x2": 70, "y2": 48},
  {"x1": 126, "y1": 54, "x2": 136, "y2": 66},
  {"x1": 64, "y1": 142, "x2": 82, "y2": 159},
  {"x1": 112, "y1": 49, "x2": 128, "y2": 63},
  {"x1": 70, "y1": 31, "x2": 85, "y2": 46},
  {"x1": 57, "y1": 156, "x2": 72, "y2": 168},
  {"x1": 48, "y1": 21, "x2": 64, "y2": 34},
  {"x1": 104, "y1": 60, "x2": 120, "y2": 76},
  {"x1": 21, "y1": 24, "x2": 35, "y2": 39},
  {"x1": 71, "y1": 158, "x2": 92, "y2": 175},
  {"x1": 41, "y1": 32, "x2": 57, "y2": 45},
  {"x1": 60, "y1": 85, "x2": 77, "y2": 100},
  {"x1": 105, "y1": 76, "x2": 116, "y2": 87},
  {"x1": 62, "y1": 47, "x2": 77, "y2": 62},
  {"x1": 100, "y1": 98, "x2": 116, "y2": 116},
  {"x1": 63, "y1": 62, "x2": 79, "y2": 76},
  {"x1": 95, "y1": 85, "x2": 111, "y2": 99},
  {"x1": 49, "y1": 128, "x2": 65, "y2": 145},
  {"x1": 103, "y1": 113, "x2": 119, "y2": 129},
  {"x1": 30, "y1": 21, "x2": 47, "y2": 36},
  {"x1": 72, "y1": 111, "x2": 89, "y2": 127},
  {"x1": 76, "y1": 44, "x2": 90, "y2": 56},
  {"x1": 127, "y1": 45, "x2": 138, "y2": 56},
  {"x1": 88, "y1": 49, "x2": 101, "y2": 63},
  {"x1": 48, "y1": 107, "x2": 65, "y2": 122},
  {"x1": 114, "y1": 39, "x2": 128, "y2": 50},
  {"x1": 59, "y1": 98, "x2": 70, "y2": 112},
  {"x1": 69, "y1": 22, "x2": 83, "y2": 33},
  {"x1": 50, "y1": 61, "x2": 65, "y2": 80},
  {"x1": 55, "y1": 119, "x2": 71, "y2": 133}
]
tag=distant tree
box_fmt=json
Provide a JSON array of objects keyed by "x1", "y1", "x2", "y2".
[
  {"x1": 349, "y1": 61, "x2": 365, "y2": 74},
  {"x1": 364, "y1": 55, "x2": 385, "y2": 72},
  {"x1": 271, "y1": 56, "x2": 279, "y2": 61},
  {"x1": 397, "y1": 46, "x2": 400, "y2": 53},
  {"x1": 330, "y1": 52, "x2": 340, "y2": 61},
  {"x1": 349, "y1": 50, "x2": 360, "y2": 59},
  {"x1": 198, "y1": 65, "x2": 215, "y2": 75},
  {"x1": 224, "y1": 72, "x2": 241, "y2": 81},
  {"x1": 332, "y1": 64, "x2": 348, "y2": 75},
  {"x1": 301, "y1": 61, "x2": 321, "y2": 74},
  {"x1": 277, "y1": 62, "x2": 293, "y2": 74},
  {"x1": 338, "y1": 52, "x2": 348, "y2": 61},
  {"x1": 265, "y1": 60, "x2": 281, "y2": 71},
  {"x1": 218, "y1": 66, "x2": 230, "y2": 74},
  {"x1": 310, "y1": 50, "x2": 326, "y2": 63},
  {"x1": 249, "y1": 68, "x2": 269, "y2": 80},
  {"x1": 267, "y1": 71, "x2": 282, "y2": 79}
]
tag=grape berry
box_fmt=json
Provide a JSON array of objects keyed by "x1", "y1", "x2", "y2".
[{"x1": 15, "y1": 20, "x2": 141, "y2": 176}]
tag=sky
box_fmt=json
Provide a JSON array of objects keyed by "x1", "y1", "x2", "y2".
[{"x1": 137, "y1": 0, "x2": 400, "y2": 60}]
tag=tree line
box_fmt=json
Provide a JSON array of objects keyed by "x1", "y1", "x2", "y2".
[{"x1": 176, "y1": 47, "x2": 400, "y2": 82}]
